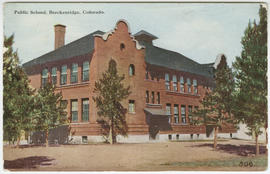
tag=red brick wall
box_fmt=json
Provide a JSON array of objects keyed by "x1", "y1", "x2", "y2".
[{"x1": 25, "y1": 20, "x2": 234, "y2": 138}]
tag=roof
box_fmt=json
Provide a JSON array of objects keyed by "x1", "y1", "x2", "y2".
[
  {"x1": 133, "y1": 30, "x2": 158, "y2": 40},
  {"x1": 23, "y1": 27, "x2": 214, "y2": 78},
  {"x1": 144, "y1": 108, "x2": 170, "y2": 116},
  {"x1": 144, "y1": 42, "x2": 214, "y2": 78},
  {"x1": 23, "y1": 30, "x2": 105, "y2": 68}
]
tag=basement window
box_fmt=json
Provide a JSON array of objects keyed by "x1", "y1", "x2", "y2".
[{"x1": 82, "y1": 136, "x2": 88, "y2": 143}]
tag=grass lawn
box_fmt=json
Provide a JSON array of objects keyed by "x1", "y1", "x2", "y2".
[{"x1": 161, "y1": 155, "x2": 268, "y2": 168}]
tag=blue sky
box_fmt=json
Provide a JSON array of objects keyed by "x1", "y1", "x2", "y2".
[{"x1": 3, "y1": 2, "x2": 262, "y2": 66}]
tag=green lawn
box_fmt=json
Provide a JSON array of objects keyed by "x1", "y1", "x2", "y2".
[{"x1": 161, "y1": 155, "x2": 268, "y2": 168}]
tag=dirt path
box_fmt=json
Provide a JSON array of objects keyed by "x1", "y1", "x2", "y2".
[{"x1": 3, "y1": 139, "x2": 267, "y2": 171}]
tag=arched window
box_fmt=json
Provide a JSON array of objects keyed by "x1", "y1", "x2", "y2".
[
  {"x1": 129, "y1": 64, "x2": 135, "y2": 76},
  {"x1": 120, "y1": 43, "x2": 125, "y2": 51}
]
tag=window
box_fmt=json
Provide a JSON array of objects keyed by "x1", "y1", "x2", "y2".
[
  {"x1": 120, "y1": 43, "x2": 125, "y2": 51},
  {"x1": 180, "y1": 76, "x2": 184, "y2": 92},
  {"x1": 172, "y1": 75, "x2": 178, "y2": 91},
  {"x1": 157, "y1": 92, "x2": 160, "y2": 104},
  {"x1": 146, "y1": 91, "x2": 149, "y2": 103},
  {"x1": 151, "y1": 73, "x2": 154, "y2": 80},
  {"x1": 51, "y1": 67, "x2": 57, "y2": 85},
  {"x1": 181, "y1": 105, "x2": 186, "y2": 124},
  {"x1": 174, "y1": 104, "x2": 179, "y2": 124},
  {"x1": 187, "y1": 78, "x2": 191, "y2": 93},
  {"x1": 168, "y1": 134, "x2": 172, "y2": 140},
  {"x1": 82, "y1": 99, "x2": 89, "y2": 122},
  {"x1": 188, "y1": 105, "x2": 192, "y2": 123},
  {"x1": 129, "y1": 64, "x2": 135, "y2": 76},
  {"x1": 176, "y1": 134, "x2": 179, "y2": 140},
  {"x1": 145, "y1": 71, "x2": 149, "y2": 79},
  {"x1": 129, "y1": 100, "x2": 135, "y2": 113},
  {"x1": 193, "y1": 79, "x2": 198, "y2": 94},
  {"x1": 151, "y1": 91, "x2": 155, "y2": 104},
  {"x1": 71, "y1": 63, "x2": 78, "y2": 83},
  {"x1": 82, "y1": 61, "x2": 89, "y2": 81},
  {"x1": 41, "y1": 68, "x2": 48, "y2": 87},
  {"x1": 71, "y1": 100, "x2": 78, "y2": 122},
  {"x1": 166, "y1": 104, "x2": 171, "y2": 123},
  {"x1": 61, "y1": 65, "x2": 67, "y2": 85},
  {"x1": 82, "y1": 136, "x2": 88, "y2": 143},
  {"x1": 165, "y1": 73, "x2": 170, "y2": 90}
]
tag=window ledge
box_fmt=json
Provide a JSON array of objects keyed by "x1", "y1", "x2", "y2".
[
  {"x1": 144, "y1": 79, "x2": 159, "y2": 82},
  {"x1": 57, "y1": 81, "x2": 90, "y2": 88},
  {"x1": 128, "y1": 112, "x2": 136, "y2": 114},
  {"x1": 166, "y1": 91, "x2": 200, "y2": 97},
  {"x1": 71, "y1": 122, "x2": 90, "y2": 125}
]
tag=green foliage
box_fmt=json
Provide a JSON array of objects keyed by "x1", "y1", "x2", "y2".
[
  {"x1": 192, "y1": 55, "x2": 235, "y2": 129},
  {"x1": 3, "y1": 35, "x2": 35, "y2": 143},
  {"x1": 232, "y1": 5, "x2": 267, "y2": 137},
  {"x1": 93, "y1": 59, "x2": 131, "y2": 143},
  {"x1": 33, "y1": 83, "x2": 68, "y2": 132}
]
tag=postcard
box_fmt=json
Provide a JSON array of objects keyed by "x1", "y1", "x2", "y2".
[{"x1": 2, "y1": 1, "x2": 268, "y2": 172}]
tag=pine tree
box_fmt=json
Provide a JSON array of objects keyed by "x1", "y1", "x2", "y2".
[
  {"x1": 192, "y1": 55, "x2": 235, "y2": 149},
  {"x1": 233, "y1": 5, "x2": 267, "y2": 155},
  {"x1": 33, "y1": 83, "x2": 68, "y2": 147},
  {"x1": 93, "y1": 59, "x2": 131, "y2": 144},
  {"x1": 3, "y1": 35, "x2": 35, "y2": 147}
]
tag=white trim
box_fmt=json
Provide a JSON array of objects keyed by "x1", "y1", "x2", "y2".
[{"x1": 94, "y1": 19, "x2": 145, "y2": 50}]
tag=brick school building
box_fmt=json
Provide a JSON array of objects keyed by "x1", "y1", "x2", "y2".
[{"x1": 23, "y1": 19, "x2": 235, "y2": 143}]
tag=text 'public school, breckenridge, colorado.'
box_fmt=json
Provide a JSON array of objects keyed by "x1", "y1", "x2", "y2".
[{"x1": 14, "y1": 10, "x2": 104, "y2": 15}]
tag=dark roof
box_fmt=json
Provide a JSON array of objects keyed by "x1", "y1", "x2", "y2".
[
  {"x1": 23, "y1": 30, "x2": 104, "y2": 67},
  {"x1": 133, "y1": 30, "x2": 158, "y2": 40},
  {"x1": 144, "y1": 42, "x2": 214, "y2": 78},
  {"x1": 23, "y1": 29, "x2": 213, "y2": 78}
]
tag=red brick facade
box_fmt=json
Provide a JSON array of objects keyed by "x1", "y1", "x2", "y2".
[{"x1": 24, "y1": 20, "x2": 234, "y2": 141}]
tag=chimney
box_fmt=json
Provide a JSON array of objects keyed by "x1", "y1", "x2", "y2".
[{"x1": 54, "y1": 24, "x2": 66, "y2": 50}]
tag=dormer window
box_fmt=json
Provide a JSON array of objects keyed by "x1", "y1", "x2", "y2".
[{"x1": 129, "y1": 64, "x2": 135, "y2": 76}]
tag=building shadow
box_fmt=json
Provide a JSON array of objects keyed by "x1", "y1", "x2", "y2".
[
  {"x1": 4, "y1": 156, "x2": 54, "y2": 169},
  {"x1": 190, "y1": 143, "x2": 267, "y2": 156}
]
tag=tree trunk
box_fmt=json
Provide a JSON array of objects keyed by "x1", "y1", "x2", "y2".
[
  {"x1": 109, "y1": 120, "x2": 113, "y2": 144},
  {"x1": 45, "y1": 129, "x2": 49, "y2": 147},
  {"x1": 16, "y1": 135, "x2": 21, "y2": 148},
  {"x1": 213, "y1": 126, "x2": 219, "y2": 149},
  {"x1": 255, "y1": 134, "x2": 259, "y2": 156},
  {"x1": 265, "y1": 126, "x2": 268, "y2": 145}
]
